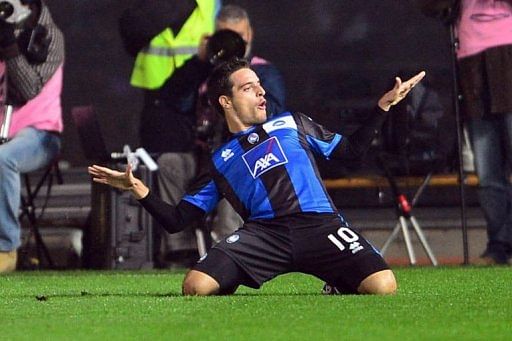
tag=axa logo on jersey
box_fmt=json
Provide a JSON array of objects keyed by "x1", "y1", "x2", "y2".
[{"x1": 242, "y1": 136, "x2": 288, "y2": 178}]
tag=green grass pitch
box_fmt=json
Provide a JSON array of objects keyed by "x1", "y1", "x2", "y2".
[{"x1": 1, "y1": 266, "x2": 510, "y2": 340}]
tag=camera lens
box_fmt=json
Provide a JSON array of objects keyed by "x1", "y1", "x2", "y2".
[
  {"x1": 206, "y1": 29, "x2": 246, "y2": 65},
  {"x1": 0, "y1": 2, "x2": 14, "y2": 20}
]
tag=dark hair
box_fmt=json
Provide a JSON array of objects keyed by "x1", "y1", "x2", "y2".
[{"x1": 207, "y1": 58, "x2": 251, "y2": 115}]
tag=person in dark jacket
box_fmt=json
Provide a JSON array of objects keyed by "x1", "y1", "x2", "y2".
[
  {"x1": 119, "y1": 2, "x2": 286, "y2": 266},
  {"x1": 197, "y1": 4, "x2": 287, "y2": 242},
  {"x1": 119, "y1": 0, "x2": 219, "y2": 267}
]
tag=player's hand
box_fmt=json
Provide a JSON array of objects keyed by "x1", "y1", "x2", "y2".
[
  {"x1": 378, "y1": 71, "x2": 426, "y2": 111},
  {"x1": 88, "y1": 164, "x2": 149, "y2": 199}
]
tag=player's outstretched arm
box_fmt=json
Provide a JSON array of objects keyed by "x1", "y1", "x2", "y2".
[
  {"x1": 378, "y1": 71, "x2": 426, "y2": 111},
  {"x1": 88, "y1": 164, "x2": 149, "y2": 200}
]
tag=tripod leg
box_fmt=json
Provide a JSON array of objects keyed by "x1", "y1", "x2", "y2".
[
  {"x1": 20, "y1": 177, "x2": 55, "y2": 269},
  {"x1": 381, "y1": 222, "x2": 401, "y2": 256},
  {"x1": 195, "y1": 228, "x2": 208, "y2": 258},
  {"x1": 31, "y1": 224, "x2": 54, "y2": 268},
  {"x1": 195, "y1": 212, "x2": 214, "y2": 258},
  {"x1": 409, "y1": 216, "x2": 438, "y2": 266},
  {"x1": 399, "y1": 216, "x2": 417, "y2": 265}
]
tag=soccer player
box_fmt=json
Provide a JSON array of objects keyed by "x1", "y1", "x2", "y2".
[{"x1": 88, "y1": 58, "x2": 425, "y2": 295}]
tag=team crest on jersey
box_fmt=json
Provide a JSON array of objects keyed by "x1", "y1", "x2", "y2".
[
  {"x1": 226, "y1": 234, "x2": 240, "y2": 243},
  {"x1": 247, "y1": 133, "x2": 259, "y2": 144},
  {"x1": 242, "y1": 136, "x2": 288, "y2": 178}
]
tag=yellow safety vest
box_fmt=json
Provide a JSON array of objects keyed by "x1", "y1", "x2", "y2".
[{"x1": 130, "y1": 0, "x2": 217, "y2": 89}]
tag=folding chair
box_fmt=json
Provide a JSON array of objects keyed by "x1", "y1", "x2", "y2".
[{"x1": 19, "y1": 159, "x2": 63, "y2": 268}]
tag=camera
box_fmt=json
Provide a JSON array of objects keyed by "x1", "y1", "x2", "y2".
[
  {"x1": 206, "y1": 29, "x2": 246, "y2": 65},
  {"x1": 0, "y1": 0, "x2": 31, "y2": 24}
]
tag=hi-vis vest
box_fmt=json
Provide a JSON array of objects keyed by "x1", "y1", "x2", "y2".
[{"x1": 130, "y1": 0, "x2": 218, "y2": 89}]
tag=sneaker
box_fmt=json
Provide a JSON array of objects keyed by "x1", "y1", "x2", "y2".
[
  {"x1": 0, "y1": 250, "x2": 17, "y2": 273},
  {"x1": 473, "y1": 251, "x2": 509, "y2": 266},
  {"x1": 321, "y1": 283, "x2": 341, "y2": 295}
]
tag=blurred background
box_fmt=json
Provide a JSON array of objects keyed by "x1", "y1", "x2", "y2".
[
  {"x1": 47, "y1": 0, "x2": 453, "y2": 168},
  {"x1": 16, "y1": 0, "x2": 486, "y2": 269}
]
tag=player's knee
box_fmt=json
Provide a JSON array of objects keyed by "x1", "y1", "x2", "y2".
[
  {"x1": 182, "y1": 270, "x2": 220, "y2": 296},
  {"x1": 372, "y1": 275, "x2": 397, "y2": 295},
  {"x1": 358, "y1": 269, "x2": 397, "y2": 295}
]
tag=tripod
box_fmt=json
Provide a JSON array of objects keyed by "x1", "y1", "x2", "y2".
[
  {"x1": 418, "y1": 0, "x2": 469, "y2": 265},
  {"x1": 378, "y1": 155, "x2": 438, "y2": 266}
]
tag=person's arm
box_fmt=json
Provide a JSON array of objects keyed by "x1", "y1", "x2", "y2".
[
  {"x1": 87, "y1": 164, "x2": 206, "y2": 233},
  {"x1": 0, "y1": 3, "x2": 64, "y2": 105},
  {"x1": 155, "y1": 34, "x2": 212, "y2": 114},
  {"x1": 341, "y1": 71, "x2": 427, "y2": 159},
  {"x1": 160, "y1": 53, "x2": 212, "y2": 105},
  {"x1": 300, "y1": 71, "x2": 426, "y2": 161},
  {"x1": 119, "y1": 0, "x2": 196, "y2": 56},
  {"x1": 138, "y1": 191, "x2": 205, "y2": 233},
  {"x1": 338, "y1": 71, "x2": 427, "y2": 159},
  {"x1": 330, "y1": 107, "x2": 388, "y2": 161}
]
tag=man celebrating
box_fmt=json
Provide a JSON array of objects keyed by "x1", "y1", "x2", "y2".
[{"x1": 89, "y1": 59, "x2": 425, "y2": 295}]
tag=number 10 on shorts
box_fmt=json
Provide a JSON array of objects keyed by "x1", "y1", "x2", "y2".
[{"x1": 328, "y1": 227, "x2": 364, "y2": 254}]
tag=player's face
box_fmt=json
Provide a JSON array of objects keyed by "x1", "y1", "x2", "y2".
[{"x1": 223, "y1": 68, "x2": 267, "y2": 132}]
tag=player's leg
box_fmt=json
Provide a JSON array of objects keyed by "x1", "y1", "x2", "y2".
[
  {"x1": 296, "y1": 217, "x2": 395, "y2": 295},
  {"x1": 320, "y1": 252, "x2": 395, "y2": 295},
  {"x1": 357, "y1": 269, "x2": 397, "y2": 295},
  {"x1": 182, "y1": 269, "x2": 221, "y2": 296},
  {"x1": 182, "y1": 248, "x2": 246, "y2": 296},
  {"x1": 183, "y1": 224, "x2": 292, "y2": 295}
]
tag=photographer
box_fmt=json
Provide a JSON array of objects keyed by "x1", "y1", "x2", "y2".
[
  {"x1": 0, "y1": 0, "x2": 64, "y2": 273},
  {"x1": 119, "y1": 0, "x2": 218, "y2": 267},
  {"x1": 197, "y1": 5, "x2": 286, "y2": 242},
  {"x1": 119, "y1": 3, "x2": 285, "y2": 267}
]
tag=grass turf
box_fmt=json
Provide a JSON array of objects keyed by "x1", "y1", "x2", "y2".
[{"x1": 1, "y1": 266, "x2": 511, "y2": 340}]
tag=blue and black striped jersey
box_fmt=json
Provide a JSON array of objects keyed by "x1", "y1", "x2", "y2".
[
  {"x1": 183, "y1": 111, "x2": 346, "y2": 220},
  {"x1": 139, "y1": 107, "x2": 386, "y2": 233}
]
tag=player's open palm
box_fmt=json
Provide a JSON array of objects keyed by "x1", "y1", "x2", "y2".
[
  {"x1": 378, "y1": 71, "x2": 426, "y2": 111},
  {"x1": 88, "y1": 164, "x2": 136, "y2": 191}
]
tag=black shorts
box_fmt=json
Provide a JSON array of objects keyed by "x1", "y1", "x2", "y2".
[{"x1": 193, "y1": 213, "x2": 389, "y2": 294}]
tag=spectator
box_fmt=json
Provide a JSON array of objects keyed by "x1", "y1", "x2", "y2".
[
  {"x1": 197, "y1": 4, "x2": 286, "y2": 242},
  {"x1": 119, "y1": 0, "x2": 220, "y2": 267},
  {"x1": 456, "y1": 0, "x2": 512, "y2": 265},
  {"x1": 119, "y1": 2, "x2": 286, "y2": 266},
  {"x1": 0, "y1": 0, "x2": 64, "y2": 273}
]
